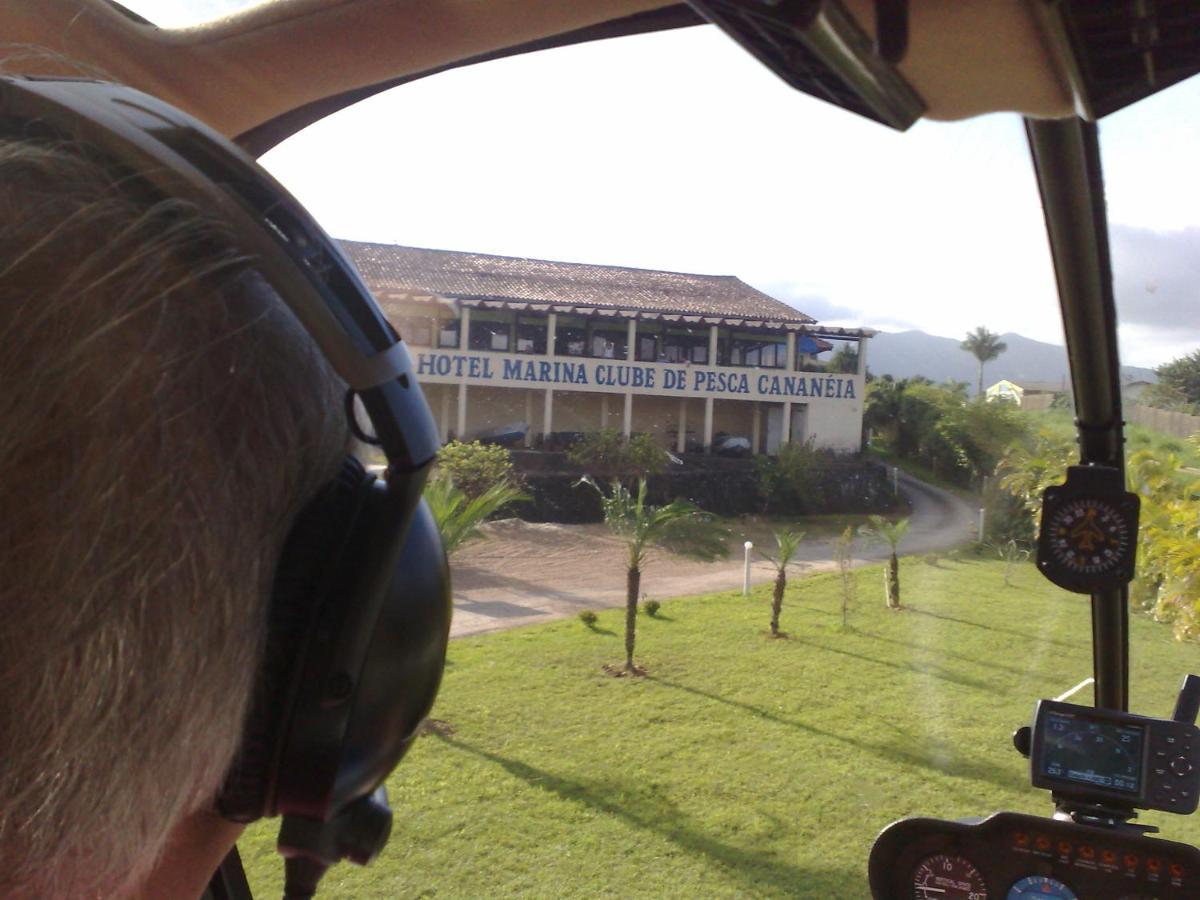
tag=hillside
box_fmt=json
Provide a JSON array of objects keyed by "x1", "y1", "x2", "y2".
[{"x1": 868, "y1": 330, "x2": 1156, "y2": 392}]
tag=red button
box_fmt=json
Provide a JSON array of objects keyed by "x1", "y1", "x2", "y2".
[
  {"x1": 1036, "y1": 835, "x2": 1052, "y2": 851},
  {"x1": 1148, "y1": 858, "x2": 1162, "y2": 873},
  {"x1": 1080, "y1": 845, "x2": 1095, "y2": 860},
  {"x1": 1014, "y1": 832, "x2": 1029, "y2": 847},
  {"x1": 1102, "y1": 849, "x2": 1117, "y2": 865},
  {"x1": 1058, "y1": 840, "x2": 1072, "y2": 855},
  {"x1": 1170, "y1": 863, "x2": 1185, "y2": 877},
  {"x1": 1125, "y1": 853, "x2": 1139, "y2": 868}
]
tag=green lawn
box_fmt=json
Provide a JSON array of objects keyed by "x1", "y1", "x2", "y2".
[{"x1": 239, "y1": 558, "x2": 1200, "y2": 898}]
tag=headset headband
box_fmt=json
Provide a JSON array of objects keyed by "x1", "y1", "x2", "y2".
[{"x1": 0, "y1": 74, "x2": 440, "y2": 472}]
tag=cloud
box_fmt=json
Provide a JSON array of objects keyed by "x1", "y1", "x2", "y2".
[
  {"x1": 756, "y1": 281, "x2": 921, "y2": 330},
  {"x1": 1111, "y1": 225, "x2": 1200, "y2": 360}
]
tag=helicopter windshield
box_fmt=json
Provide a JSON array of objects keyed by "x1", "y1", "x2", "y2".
[{"x1": 226, "y1": 22, "x2": 1200, "y2": 899}]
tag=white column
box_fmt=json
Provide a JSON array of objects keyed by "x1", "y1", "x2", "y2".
[
  {"x1": 857, "y1": 335, "x2": 869, "y2": 377},
  {"x1": 783, "y1": 332, "x2": 796, "y2": 446},
  {"x1": 703, "y1": 397, "x2": 714, "y2": 453},
  {"x1": 623, "y1": 393, "x2": 632, "y2": 439},
  {"x1": 601, "y1": 394, "x2": 609, "y2": 429},
  {"x1": 456, "y1": 383, "x2": 468, "y2": 441},
  {"x1": 439, "y1": 387, "x2": 451, "y2": 444},
  {"x1": 542, "y1": 312, "x2": 557, "y2": 445},
  {"x1": 677, "y1": 399, "x2": 687, "y2": 454},
  {"x1": 708, "y1": 324, "x2": 719, "y2": 365},
  {"x1": 459, "y1": 305, "x2": 471, "y2": 350},
  {"x1": 543, "y1": 389, "x2": 554, "y2": 440},
  {"x1": 752, "y1": 402, "x2": 761, "y2": 455},
  {"x1": 627, "y1": 317, "x2": 637, "y2": 360},
  {"x1": 524, "y1": 390, "x2": 534, "y2": 448}
]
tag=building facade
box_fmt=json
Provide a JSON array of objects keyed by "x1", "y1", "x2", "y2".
[{"x1": 343, "y1": 242, "x2": 874, "y2": 454}]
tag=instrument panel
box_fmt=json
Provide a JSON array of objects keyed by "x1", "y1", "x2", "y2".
[{"x1": 868, "y1": 812, "x2": 1200, "y2": 899}]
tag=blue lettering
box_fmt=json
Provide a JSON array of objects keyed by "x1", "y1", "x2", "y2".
[
  {"x1": 435, "y1": 355, "x2": 452, "y2": 377},
  {"x1": 768, "y1": 377, "x2": 781, "y2": 397},
  {"x1": 417, "y1": 354, "x2": 435, "y2": 375},
  {"x1": 825, "y1": 377, "x2": 836, "y2": 397},
  {"x1": 503, "y1": 359, "x2": 523, "y2": 381},
  {"x1": 845, "y1": 380, "x2": 856, "y2": 399},
  {"x1": 645, "y1": 369, "x2": 655, "y2": 389},
  {"x1": 539, "y1": 361, "x2": 552, "y2": 382},
  {"x1": 453, "y1": 355, "x2": 466, "y2": 378},
  {"x1": 617, "y1": 366, "x2": 631, "y2": 387},
  {"x1": 691, "y1": 371, "x2": 705, "y2": 391},
  {"x1": 737, "y1": 374, "x2": 749, "y2": 394},
  {"x1": 809, "y1": 377, "x2": 823, "y2": 397},
  {"x1": 757, "y1": 374, "x2": 769, "y2": 395}
]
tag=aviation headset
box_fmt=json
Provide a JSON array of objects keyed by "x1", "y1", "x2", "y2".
[{"x1": 0, "y1": 76, "x2": 452, "y2": 896}]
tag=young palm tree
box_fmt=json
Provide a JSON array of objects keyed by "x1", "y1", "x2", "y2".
[
  {"x1": 759, "y1": 528, "x2": 805, "y2": 636},
  {"x1": 580, "y1": 476, "x2": 729, "y2": 673},
  {"x1": 860, "y1": 515, "x2": 911, "y2": 609},
  {"x1": 423, "y1": 476, "x2": 526, "y2": 556},
  {"x1": 960, "y1": 326, "x2": 1008, "y2": 398}
]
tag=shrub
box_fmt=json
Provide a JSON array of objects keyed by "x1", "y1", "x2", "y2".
[
  {"x1": 566, "y1": 429, "x2": 668, "y2": 479},
  {"x1": 436, "y1": 440, "x2": 517, "y2": 500},
  {"x1": 578, "y1": 610, "x2": 599, "y2": 627},
  {"x1": 642, "y1": 599, "x2": 661, "y2": 617},
  {"x1": 754, "y1": 439, "x2": 829, "y2": 513}
]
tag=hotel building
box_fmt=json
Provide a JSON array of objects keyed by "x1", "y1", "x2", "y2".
[{"x1": 342, "y1": 242, "x2": 874, "y2": 454}]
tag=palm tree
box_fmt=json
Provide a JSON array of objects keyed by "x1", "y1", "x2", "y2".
[
  {"x1": 860, "y1": 515, "x2": 911, "y2": 609},
  {"x1": 424, "y1": 476, "x2": 526, "y2": 556},
  {"x1": 580, "y1": 476, "x2": 729, "y2": 673},
  {"x1": 759, "y1": 528, "x2": 805, "y2": 636},
  {"x1": 960, "y1": 327, "x2": 1008, "y2": 398}
]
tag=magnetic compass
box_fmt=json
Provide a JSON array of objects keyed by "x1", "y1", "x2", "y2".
[{"x1": 1037, "y1": 466, "x2": 1139, "y2": 594}]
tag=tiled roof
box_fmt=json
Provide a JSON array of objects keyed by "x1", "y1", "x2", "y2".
[{"x1": 339, "y1": 241, "x2": 816, "y2": 325}]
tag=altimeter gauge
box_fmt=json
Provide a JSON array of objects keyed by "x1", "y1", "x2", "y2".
[{"x1": 1037, "y1": 465, "x2": 1139, "y2": 594}]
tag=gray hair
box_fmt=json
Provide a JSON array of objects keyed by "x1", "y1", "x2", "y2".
[{"x1": 0, "y1": 139, "x2": 350, "y2": 896}]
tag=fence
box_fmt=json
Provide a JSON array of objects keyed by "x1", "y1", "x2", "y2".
[{"x1": 1127, "y1": 403, "x2": 1200, "y2": 439}]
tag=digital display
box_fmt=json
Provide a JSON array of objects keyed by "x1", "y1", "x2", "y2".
[{"x1": 1039, "y1": 710, "x2": 1144, "y2": 794}]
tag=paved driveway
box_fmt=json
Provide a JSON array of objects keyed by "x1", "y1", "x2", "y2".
[{"x1": 449, "y1": 472, "x2": 978, "y2": 638}]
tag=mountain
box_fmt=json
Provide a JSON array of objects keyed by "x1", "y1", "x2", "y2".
[{"x1": 866, "y1": 331, "x2": 1156, "y2": 393}]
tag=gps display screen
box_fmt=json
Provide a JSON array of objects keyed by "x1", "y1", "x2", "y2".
[{"x1": 1039, "y1": 710, "x2": 1144, "y2": 794}]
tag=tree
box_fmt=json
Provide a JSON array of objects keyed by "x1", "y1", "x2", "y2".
[
  {"x1": 860, "y1": 515, "x2": 911, "y2": 609},
  {"x1": 580, "y1": 476, "x2": 729, "y2": 673},
  {"x1": 423, "y1": 476, "x2": 526, "y2": 556},
  {"x1": 960, "y1": 327, "x2": 1008, "y2": 398},
  {"x1": 436, "y1": 440, "x2": 518, "y2": 500},
  {"x1": 758, "y1": 528, "x2": 806, "y2": 636},
  {"x1": 1154, "y1": 349, "x2": 1200, "y2": 409}
]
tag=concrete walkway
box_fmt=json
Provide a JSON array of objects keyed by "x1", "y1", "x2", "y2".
[{"x1": 449, "y1": 471, "x2": 978, "y2": 638}]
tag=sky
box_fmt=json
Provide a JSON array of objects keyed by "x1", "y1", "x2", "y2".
[{"x1": 123, "y1": 1, "x2": 1200, "y2": 369}]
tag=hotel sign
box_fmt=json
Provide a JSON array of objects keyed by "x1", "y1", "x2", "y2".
[{"x1": 415, "y1": 350, "x2": 860, "y2": 403}]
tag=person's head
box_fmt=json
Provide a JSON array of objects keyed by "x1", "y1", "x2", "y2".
[{"x1": 0, "y1": 137, "x2": 350, "y2": 897}]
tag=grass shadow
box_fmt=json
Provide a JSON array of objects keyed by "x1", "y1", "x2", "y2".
[
  {"x1": 907, "y1": 607, "x2": 1088, "y2": 652},
  {"x1": 648, "y1": 677, "x2": 1022, "y2": 794},
  {"x1": 784, "y1": 635, "x2": 995, "y2": 692},
  {"x1": 434, "y1": 733, "x2": 857, "y2": 895}
]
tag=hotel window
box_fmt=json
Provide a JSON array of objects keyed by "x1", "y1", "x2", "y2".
[
  {"x1": 588, "y1": 325, "x2": 627, "y2": 359},
  {"x1": 437, "y1": 319, "x2": 460, "y2": 348},
  {"x1": 555, "y1": 315, "x2": 588, "y2": 356},
  {"x1": 468, "y1": 310, "x2": 515, "y2": 352},
  {"x1": 663, "y1": 328, "x2": 708, "y2": 364},
  {"x1": 729, "y1": 336, "x2": 787, "y2": 368},
  {"x1": 515, "y1": 315, "x2": 547, "y2": 354}
]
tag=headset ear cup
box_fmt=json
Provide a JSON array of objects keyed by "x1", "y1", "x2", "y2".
[{"x1": 218, "y1": 457, "x2": 370, "y2": 822}]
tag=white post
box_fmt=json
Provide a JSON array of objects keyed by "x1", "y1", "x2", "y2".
[
  {"x1": 524, "y1": 390, "x2": 534, "y2": 448},
  {"x1": 438, "y1": 386, "x2": 451, "y2": 445},
  {"x1": 857, "y1": 335, "x2": 868, "y2": 377},
  {"x1": 627, "y1": 317, "x2": 637, "y2": 361},
  {"x1": 743, "y1": 541, "x2": 753, "y2": 596},
  {"x1": 543, "y1": 388, "x2": 554, "y2": 440},
  {"x1": 978, "y1": 507, "x2": 986, "y2": 540},
  {"x1": 708, "y1": 323, "x2": 719, "y2": 365},
  {"x1": 677, "y1": 398, "x2": 687, "y2": 454},
  {"x1": 546, "y1": 312, "x2": 557, "y2": 357},
  {"x1": 601, "y1": 394, "x2": 609, "y2": 429},
  {"x1": 703, "y1": 397, "x2": 714, "y2": 453},
  {"x1": 782, "y1": 400, "x2": 793, "y2": 446},
  {"x1": 623, "y1": 393, "x2": 633, "y2": 439},
  {"x1": 458, "y1": 305, "x2": 471, "y2": 350},
  {"x1": 752, "y1": 402, "x2": 762, "y2": 455},
  {"x1": 891, "y1": 465, "x2": 899, "y2": 495},
  {"x1": 456, "y1": 383, "x2": 468, "y2": 441}
]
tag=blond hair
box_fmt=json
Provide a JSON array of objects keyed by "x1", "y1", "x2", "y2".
[{"x1": 0, "y1": 139, "x2": 349, "y2": 896}]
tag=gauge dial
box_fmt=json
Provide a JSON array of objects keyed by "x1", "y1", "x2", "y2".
[
  {"x1": 1044, "y1": 497, "x2": 1131, "y2": 576},
  {"x1": 912, "y1": 854, "x2": 988, "y2": 900},
  {"x1": 1007, "y1": 875, "x2": 1076, "y2": 898}
]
